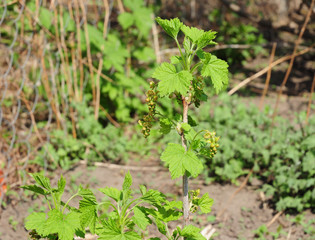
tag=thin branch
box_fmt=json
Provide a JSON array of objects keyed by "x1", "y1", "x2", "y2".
[
  {"x1": 99, "y1": 105, "x2": 121, "y2": 128},
  {"x1": 152, "y1": 14, "x2": 161, "y2": 64},
  {"x1": 103, "y1": 0, "x2": 110, "y2": 39},
  {"x1": 267, "y1": 210, "x2": 284, "y2": 228},
  {"x1": 272, "y1": 0, "x2": 314, "y2": 128},
  {"x1": 95, "y1": 55, "x2": 103, "y2": 120},
  {"x1": 259, "y1": 42, "x2": 277, "y2": 110},
  {"x1": 79, "y1": 0, "x2": 96, "y2": 108},
  {"x1": 79, "y1": 160, "x2": 165, "y2": 172},
  {"x1": 228, "y1": 43, "x2": 315, "y2": 95}
]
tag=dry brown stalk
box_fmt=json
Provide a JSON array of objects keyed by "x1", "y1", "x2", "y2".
[
  {"x1": 35, "y1": 0, "x2": 39, "y2": 20},
  {"x1": 79, "y1": 0, "x2": 96, "y2": 107},
  {"x1": 18, "y1": 0, "x2": 55, "y2": 38},
  {"x1": 58, "y1": 4, "x2": 77, "y2": 138},
  {"x1": 82, "y1": 59, "x2": 114, "y2": 83},
  {"x1": 0, "y1": 0, "x2": 18, "y2": 7},
  {"x1": 259, "y1": 42, "x2": 277, "y2": 110},
  {"x1": 40, "y1": 45, "x2": 62, "y2": 129},
  {"x1": 116, "y1": 0, "x2": 125, "y2": 13},
  {"x1": 92, "y1": 0, "x2": 100, "y2": 22},
  {"x1": 267, "y1": 210, "x2": 284, "y2": 228},
  {"x1": 217, "y1": 168, "x2": 253, "y2": 219},
  {"x1": 73, "y1": 0, "x2": 85, "y2": 101},
  {"x1": 19, "y1": 93, "x2": 44, "y2": 144},
  {"x1": 228, "y1": 43, "x2": 315, "y2": 96},
  {"x1": 151, "y1": 14, "x2": 161, "y2": 63},
  {"x1": 95, "y1": 55, "x2": 103, "y2": 120},
  {"x1": 272, "y1": 0, "x2": 315, "y2": 124},
  {"x1": 305, "y1": 74, "x2": 315, "y2": 125},
  {"x1": 58, "y1": 4, "x2": 74, "y2": 99},
  {"x1": 103, "y1": 0, "x2": 110, "y2": 39},
  {"x1": 20, "y1": 10, "x2": 24, "y2": 47},
  {"x1": 79, "y1": 160, "x2": 164, "y2": 172},
  {"x1": 70, "y1": 34, "x2": 80, "y2": 102},
  {"x1": 48, "y1": 54, "x2": 64, "y2": 123},
  {"x1": 99, "y1": 105, "x2": 121, "y2": 128}
]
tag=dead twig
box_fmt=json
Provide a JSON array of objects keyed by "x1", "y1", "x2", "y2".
[
  {"x1": 79, "y1": 0, "x2": 96, "y2": 110},
  {"x1": 82, "y1": 59, "x2": 114, "y2": 83},
  {"x1": 271, "y1": 0, "x2": 315, "y2": 127},
  {"x1": 259, "y1": 42, "x2": 277, "y2": 110},
  {"x1": 201, "y1": 224, "x2": 216, "y2": 239},
  {"x1": 152, "y1": 14, "x2": 161, "y2": 64},
  {"x1": 103, "y1": 0, "x2": 110, "y2": 39},
  {"x1": 228, "y1": 43, "x2": 315, "y2": 95},
  {"x1": 267, "y1": 210, "x2": 284, "y2": 228},
  {"x1": 116, "y1": 0, "x2": 125, "y2": 13},
  {"x1": 94, "y1": 54, "x2": 103, "y2": 120},
  {"x1": 79, "y1": 160, "x2": 165, "y2": 172},
  {"x1": 99, "y1": 105, "x2": 121, "y2": 128}
]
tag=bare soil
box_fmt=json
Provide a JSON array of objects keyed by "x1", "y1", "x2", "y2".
[{"x1": 0, "y1": 163, "x2": 313, "y2": 240}]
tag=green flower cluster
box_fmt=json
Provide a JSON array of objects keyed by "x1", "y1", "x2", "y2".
[
  {"x1": 138, "y1": 81, "x2": 158, "y2": 137},
  {"x1": 204, "y1": 131, "x2": 220, "y2": 158}
]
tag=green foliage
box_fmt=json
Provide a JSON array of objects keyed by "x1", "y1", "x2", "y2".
[
  {"x1": 32, "y1": 104, "x2": 129, "y2": 170},
  {"x1": 209, "y1": 9, "x2": 267, "y2": 65},
  {"x1": 198, "y1": 93, "x2": 315, "y2": 212},
  {"x1": 23, "y1": 172, "x2": 212, "y2": 239},
  {"x1": 140, "y1": 17, "x2": 223, "y2": 237},
  {"x1": 21, "y1": 173, "x2": 86, "y2": 240},
  {"x1": 161, "y1": 143, "x2": 203, "y2": 179}
]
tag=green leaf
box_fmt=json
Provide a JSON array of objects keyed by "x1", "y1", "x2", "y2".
[
  {"x1": 180, "y1": 225, "x2": 206, "y2": 240},
  {"x1": 133, "y1": 47, "x2": 156, "y2": 62},
  {"x1": 180, "y1": 123, "x2": 191, "y2": 132},
  {"x1": 99, "y1": 219, "x2": 142, "y2": 240},
  {"x1": 139, "y1": 185, "x2": 147, "y2": 195},
  {"x1": 161, "y1": 143, "x2": 203, "y2": 179},
  {"x1": 153, "y1": 62, "x2": 192, "y2": 97},
  {"x1": 25, "y1": 212, "x2": 48, "y2": 236},
  {"x1": 78, "y1": 187, "x2": 97, "y2": 201},
  {"x1": 181, "y1": 25, "x2": 216, "y2": 49},
  {"x1": 155, "y1": 17, "x2": 183, "y2": 39},
  {"x1": 170, "y1": 55, "x2": 181, "y2": 64},
  {"x1": 45, "y1": 209, "x2": 81, "y2": 240},
  {"x1": 99, "y1": 187, "x2": 122, "y2": 202},
  {"x1": 123, "y1": 171, "x2": 133, "y2": 191},
  {"x1": 196, "y1": 31, "x2": 217, "y2": 49},
  {"x1": 155, "y1": 218, "x2": 167, "y2": 235},
  {"x1": 198, "y1": 193, "x2": 214, "y2": 213},
  {"x1": 99, "y1": 231, "x2": 142, "y2": 240},
  {"x1": 159, "y1": 118, "x2": 172, "y2": 134},
  {"x1": 118, "y1": 12, "x2": 134, "y2": 29},
  {"x1": 132, "y1": 206, "x2": 151, "y2": 230},
  {"x1": 183, "y1": 37, "x2": 192, "y2": 53},
  {"x1": 54, "y1": 175, "x2": 66, "y2": 206},
  {"x1": 103, "y1": 34, "x2": 129, "y2": 72},
  {"x1": 20, "y1": 185, "x2": 49, "y2": 196},
  {"x1": 123, "y1": 0, "x2": 143, "y2": 12},
  {"x1": 30, "y1": 173, "x2": 52, "y2": 191},
  {"x1": 181, "y1": 25, "x2": 205, "y2": 43},
  {"x1": 141, "y1": 189, "x2": 166, "y2": 204},
  {"x1": 79, "y1": 198, "x2": 97, "y2": 234},
  {"x1": 199, "y1": 52, "x2": 229, "y2": 94}
]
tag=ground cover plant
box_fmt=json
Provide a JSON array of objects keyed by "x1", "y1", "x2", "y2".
[{"x1": 196, "y1": 94, "x2": 315, "y2": 212}]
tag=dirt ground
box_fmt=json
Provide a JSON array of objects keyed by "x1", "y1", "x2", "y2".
[{"x1": 0, "y1": 163, "x2": 313, "y2": 240}]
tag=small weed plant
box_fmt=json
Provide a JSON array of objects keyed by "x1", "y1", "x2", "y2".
[{"x1": 22, "y1": 17, "x2": 229, "y2": 239}]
